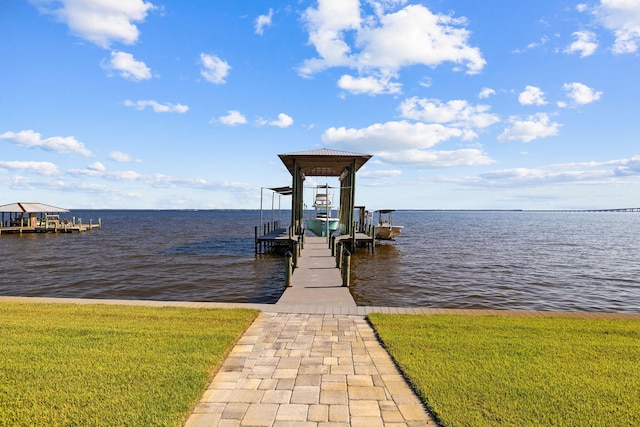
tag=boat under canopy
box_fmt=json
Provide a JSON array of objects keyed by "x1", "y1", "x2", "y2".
[
  {"x1": 278, "y1": 148, "x2": 372, "y2": 237},
  {"x1": 306, "y1": 185, "x2": 339, "y2": 237}
]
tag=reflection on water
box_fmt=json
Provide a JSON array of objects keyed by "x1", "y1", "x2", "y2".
[{"x1": 1, "y1": 210, "x2": 639, "y2": 312}]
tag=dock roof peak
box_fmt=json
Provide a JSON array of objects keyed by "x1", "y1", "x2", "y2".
[
  {"x1": 0, "y1": 202, "x2": 69, "y2": 213},
  {"x1": 278, "y1": 148, "x2": 372, "y2": 177}
]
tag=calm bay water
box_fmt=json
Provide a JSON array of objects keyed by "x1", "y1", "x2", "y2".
[{"x1": 1, "y1": 210, "x2": 639, "y2": 312}]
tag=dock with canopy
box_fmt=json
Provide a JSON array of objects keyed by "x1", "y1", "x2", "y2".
[
  {"x1": 277, "y1": 148, "x2": 372, "y2": 237},
  {"x1": 0, "y1": 202, "x2": 100, "y2": 234},
  {"x1": 255, "y1": 149, "x2": 373, "y2": 253}
]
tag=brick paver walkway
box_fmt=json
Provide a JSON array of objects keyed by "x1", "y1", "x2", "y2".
[{"x1": 184, "y1": 312, "x2": 437, "y2": 427}]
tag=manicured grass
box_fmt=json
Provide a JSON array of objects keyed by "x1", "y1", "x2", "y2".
[
  {"x1": 0, "y1": 303, "x2": 258, "y2": 427},
  {"x1": 368, "y1": 313, "x2": 640, "y2": 427}
]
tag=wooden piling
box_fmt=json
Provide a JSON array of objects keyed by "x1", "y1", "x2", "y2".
[
  {"x1": 284, "y1": 251, "x2": 293, "y2": 287},
  {"x1": 342, "y1": 250, "x2": 351, "y2": 287}
]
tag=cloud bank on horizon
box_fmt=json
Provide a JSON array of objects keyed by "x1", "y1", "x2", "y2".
[{"x1": 1, "y1": 0, "x2": 640, "y2": 210}]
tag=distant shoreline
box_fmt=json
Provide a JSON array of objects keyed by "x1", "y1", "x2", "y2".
[{"x1": 64, "y1": 208, "x2": 640, "y2": 213}]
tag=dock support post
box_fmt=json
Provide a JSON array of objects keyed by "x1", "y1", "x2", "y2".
[
  {"x1": 292, "y1": 241, "x2": 299, "y2": 268},
  {"x1": 284, "y1": 251, "x2": 293, "y2": 287},
  {"x1": 254, "y1": 226, "x2": 259, "y2": 254},
  {"x1": 335, "y1": 242, "x2": 343, "y2": 268},
  {"x1": 342, "y1": 250, "x2": 351, "y2": 287}
]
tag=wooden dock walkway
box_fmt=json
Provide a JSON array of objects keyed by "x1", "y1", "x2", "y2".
[
  {"x1": 255, "y1": 227, "x2": 295, "y2": 253},
  {"x1": 276, "y1": 235, "x2": 356, "y2": 309},
  {"x1": 0, "y1": 221, "x2": 101, "y2": 235}
]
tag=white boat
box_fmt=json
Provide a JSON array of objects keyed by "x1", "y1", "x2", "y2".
[
  {"x1": 306, "y1": 185, "x2": 339, "y2": 237},
  {"x1": 374, "y1": 210, "x2": 403, "y2": 240}
]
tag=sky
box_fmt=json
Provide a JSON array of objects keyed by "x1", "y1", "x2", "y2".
[{"x1": 1, "y1": 0, "x2": 640, "y2": 210}]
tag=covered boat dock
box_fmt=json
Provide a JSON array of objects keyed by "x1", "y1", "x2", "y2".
[
  {"x1": 0, "y1": 202, "x2": 101, "y2": 234},
  {"x1": 278, "y1": 148, "x2": 371, "y2": 237},
  {"x1": 256, "y1": 148, "x2": 374, "y2": 252}
]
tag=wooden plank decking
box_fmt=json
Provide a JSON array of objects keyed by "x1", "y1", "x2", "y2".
[
  {"x1": 0, "y1": 223, "x2": 101, "y2": 235},
  {"x1": 276, "y1": 235, "x2": 356, "y2": 309}
]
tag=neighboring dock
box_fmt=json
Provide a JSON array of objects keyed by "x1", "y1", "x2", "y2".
[
  {"x1": 0, "y1": 202, "x2": 102, "y2": 235},
  {"x1": 0, "y1": 218, "x2": 102, "y2": 235}
]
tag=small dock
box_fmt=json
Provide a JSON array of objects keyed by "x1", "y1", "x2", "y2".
[
  {"x1": 334, "y1": 231, "x2": 376, "y2": 253},
  {"x1": 0, "y1": 222, "x2": 101, "y2": 235},
  {"x1": 255, "y1": 223, "x2": 296, "y2": 253}
]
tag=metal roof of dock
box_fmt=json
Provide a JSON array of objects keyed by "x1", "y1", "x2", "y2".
[
  {"x1": 268, "y1": 186, "x2": 293, "y2": 195},
  {"x1": 278, "y1": 148, "x2": 372, "y2": 237},
  {"x1": 278, "y1": 149, "x2": 372, "y2": 176},
  {"x1": 0, "y1": 202, "x2": 69, "y2": 213}
]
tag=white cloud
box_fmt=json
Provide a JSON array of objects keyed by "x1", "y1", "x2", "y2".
[
  {"x1": 563, "y1": 82, "x2": 602, "y2": 105},
  {"x1": 564, "y1": 31, "x2": 598, "y2": 57},
  {"x1": 148, "y1": 174, "x2": 255, "y2": 192},
  {"x1": 478, "y1": 87, "x2": 496, "y2": 99},
  {"x1": 595, "y1": 0, "x2": 640, "y2": 54},
  {"x1": 358, "y1": 169, "x2": 402, "y2": 178},
  {"x1": 399, "y1": 97, "x2": 500, "y2": 129},
  {"x1": 200, "y1": 53, "x2": 231, "y2": 84},
  {"x1": 514, "y1": 36, "x2": 551, "y2": 53},
  {"x1": 338, "y1": 74, "x2": 402, "y2": 95},
  {"x1": 218, "y1": 110, "x2": 247, "y2": 126},
  {"x1": 299, "y1": 1, "x2": 484, "y2": 88},
  {"x1": 32, "y1": 0, "x2": 155, "y2": 48},
  {"x1": 355, "y1": 5, "x2": 485, "y2": 73},
  {"x1": 550, "y1": 156, "x2": 640, "y2": 171},
  {"x1": 612, "y1": 155, "x2": 640, "y2": 176},
  {"x1": 576, "y1": 4, "x2": 588, "y2": 13},
  {"x1": 148, "y1": 173, "x2": 206, "y2": 188},
  {"x1": 255, "y1": 8, "x2": 273, "y2": 35},
  {"x1": 0, "y1": 160, "x2": 60, "y2": 176},
  {"x1": 269, "y1": 113, "x2": 294, "y2": 128},
  {"x1": 0, "y1": 130, "x2": 93, "y2": 156},
  {"x1": 299, "y1": 0, "x2": 361, "y2": 75},
  {"x1": 124, "y1": 99, "x2": 189, "y2": 113},
  {"x1": 518, "y1": 86, "x2": 547, "y2": 106},
  {"x1": 550, "y1": 155, "x2": 640, "y2": 177},
  {"x1": 109, "y1": 151, "x2": 137, "y2": 162},
  {"x1": 376, "y1": 148, "x2": 494, "y2": 168},
  {"x1": 88, "y1": 161, "x2": 106, "y2": 171},
  {"x1": 366, "y1": 0, "x2": 409, "y2": 16},
  {"x1": 477, "y1": 167, "x2": 612, "y2": 187},
  {"x1": 323, "y1": 120, "x2": 466, "y2": 152},
  {"x1": 69, "y1": 166, "x2": 142, "y2": 181},
  {"x1": 105, "y1": 51, "x2": 152, "y2": 81},
  {"x1": 498, "y1": 113, "x2": 561, "y2": 143}
]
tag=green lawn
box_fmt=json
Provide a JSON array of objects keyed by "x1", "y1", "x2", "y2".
[
  {"x1": 368, "y1": 313, "x2": 640, "y2": 427},
  {"x1": 0, "y1": 302, "x2": 258, "y2": 427}
]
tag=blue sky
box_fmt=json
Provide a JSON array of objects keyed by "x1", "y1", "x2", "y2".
[{"x1": 1, "y1": 0, "x2": 640, "y2": 210}]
